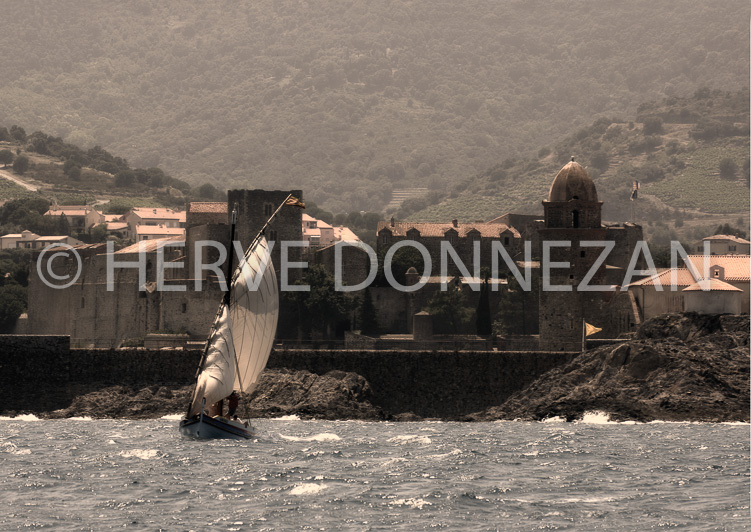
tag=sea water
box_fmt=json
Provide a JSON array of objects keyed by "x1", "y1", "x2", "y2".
[{"x1": 0, "y1": 415, "x2": 748, "y2": 530}]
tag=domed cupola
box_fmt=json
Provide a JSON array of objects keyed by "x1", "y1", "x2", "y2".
[
  {"x1": 542, "y1": 157, "x2": 602, "y2": 229},
  {"x1": 548, "y1": 157, "x2": 598, "y2": 203}
]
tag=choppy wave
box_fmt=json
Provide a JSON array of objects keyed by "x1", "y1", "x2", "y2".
[
  {"x1": 279, "y1": 432, "x2": 341, "y2": 442},
  {"x1": 289, "y1": 483, "x2": 328, "y2": 495},
  {"x1": 387, "y1": 434, "x2": 432, "y2": 445},
  {"x1": 118, "y1": 449, "x2": 162, "y2": 460}
]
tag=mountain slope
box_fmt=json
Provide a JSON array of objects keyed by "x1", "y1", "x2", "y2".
[{"x1": 0, "y1": 0, "x2": 747, "y2": 212}]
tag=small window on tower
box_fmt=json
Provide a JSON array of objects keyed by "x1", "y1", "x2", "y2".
[
  {"x1": 182, "y1": 303, "x2": 187, "y2": 313},
  {"x1": 580, "y1": 250, "x2": 586, "y2": 258},
  {"x1": 504, "y1": 237, "x2": 510, "y2": 246}
]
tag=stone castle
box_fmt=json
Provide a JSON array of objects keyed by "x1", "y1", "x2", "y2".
[{"x1": 28, "y1": 162, "x2": 644, "y2": 351}]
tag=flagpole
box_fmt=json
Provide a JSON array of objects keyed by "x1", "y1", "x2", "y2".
[{"x1": 581, "y1": 319, "x2": 586, "y2": 352}]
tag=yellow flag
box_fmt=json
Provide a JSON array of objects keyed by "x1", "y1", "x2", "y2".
[
  {"x1": 285, "y1": 196, "x2": 306, "y2": 208},
  {"x1": 584, "y1": 322, "x2": 602, "y2": 336}
]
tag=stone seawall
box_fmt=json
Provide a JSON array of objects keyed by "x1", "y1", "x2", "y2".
[
  {"x1": 0, "y1": 335, "x2": 577, "y2": 418},
  {"x1": 267, "y1": 349, "x2": 577, "y2": 418}
]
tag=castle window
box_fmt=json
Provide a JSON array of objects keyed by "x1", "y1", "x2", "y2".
[
  {"x1": 580, "y1": 250, "x2": 586, "y2": 258},
  {"x1": 182, "y1": 303, "x2": 187, "y2": 313},
  {"x1": 269, "y1": 230, "x2": 278, "y2": 241},
  {"x1": 264, "y1": 203, "x2": 273, "y2": 217},
  {"x1": 572, "y1": 210, "x2": 580, "y2": 228},
  {"x1": 81, "y1": 297, "x2": 85, "y2": 309},
  {"x1": 504, "y1": 237, "x2": 510, "y2": 246}
]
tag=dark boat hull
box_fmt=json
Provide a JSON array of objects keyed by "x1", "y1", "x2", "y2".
[{"x1": 179, "y1": 414, "x2": 255, "y2": 440}]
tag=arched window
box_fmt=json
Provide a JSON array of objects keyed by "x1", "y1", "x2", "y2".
[{"x1": 572, "y1": 210, "x2": 580, "y2": 228}]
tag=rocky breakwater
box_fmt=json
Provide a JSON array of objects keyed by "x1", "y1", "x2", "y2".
[{"x1": 469, "y1": 313, "x2": 749, "y2": 422}]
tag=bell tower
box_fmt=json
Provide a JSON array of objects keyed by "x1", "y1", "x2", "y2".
[{"x1": 538, "y1": 158, "x2": 608, "y2": 351}]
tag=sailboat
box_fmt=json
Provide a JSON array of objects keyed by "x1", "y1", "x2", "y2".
[{"x1": 179, "y1": 195, "x2": 302, "y2": 440}]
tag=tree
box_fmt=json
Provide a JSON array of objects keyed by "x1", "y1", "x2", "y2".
[
  {"x1": 198, "y1": 183, "x2": 217, "y2": 199},
  {"x1": 590, "y1": 150, "x2": 610, "y2": 172},
  {"x1": 90, "y1": 223, "x2": 108, "y2": 243},
  {"x1": 287, "y1": 265, "x2": 351, "y2": 340},
  {"x1": 12, "y1": 155, "x2": 29, "y2": 175},
  {"x1": 114, "y1": 170, "x2": 135, "y2": 187},
  {"x1": 714, "y1": 223, "x2": 746, "y2": 240},
  {"x1": 68, "y1": 165, "x2": 82, "y2": 180},
  {"x1": 642, "y1": 116, "x2": 663, "y2": 135},
  {"x1": 356, "y1": 288, "x2": 379, "y2": 336},
  {"x1": 0, "y1": 149, "x2": 13, "y2": 167},
  {"x1": 9, "y1": 125, "x2": 26, "y2": 143},
  {"x1": 718, "y1": 158, "x2": 737, "y2": 179},
  {"x1": 424, "y1": 277, "x2": 474, "y2": 334},
  {"x1": 0, "y1": 283, "x2": 26, "y2": 333}
]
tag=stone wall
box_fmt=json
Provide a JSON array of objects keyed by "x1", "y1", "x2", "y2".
[{"x1": 0, "y1": 335, "x2": 577, "y2": 418}]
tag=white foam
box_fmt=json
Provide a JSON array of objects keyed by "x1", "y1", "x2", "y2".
[
  {"x1": 388, "y1": 435, "x2": 432, "y2": 445},
  {"x1": 428, "y1": 448, "x2": 462, "y2": 459},
  {"x1": 542, "y1": 416, "x2": 565, "y2": 423},
  {"x1": 160, "y1": 414, "x2": 183, "y2": 420},
  {"x1": 390, "y1": 498, "x2": 432, "y2": 510},
  {"x1": 279, "y1": 432, "x2": 341, "y2": 442},
  {"x1": 273, "y1": 415, "x2": 301, "y2": 421},
  {"x1": 0, "y1": 442, "x2": 31, "y2": 455},
  {"x1": 118, "y1": 449, "x2": 161, "y2": 460},
  {"x1": 289, "y1": 483, "x2": 328, "y2": 495},
  {"x1": 0, "y1": 414, "x2": 40, "y2": 421}
]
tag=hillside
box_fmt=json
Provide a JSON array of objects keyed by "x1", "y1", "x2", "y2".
[
  {"x1": 407, "y1": 90, "x2": 750, "y2": 243},
  {"x1": 0, "y1": 0, "x2": 747, "y2": 213}
]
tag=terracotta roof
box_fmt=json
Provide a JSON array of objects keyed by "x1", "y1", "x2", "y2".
[
  {"x1": 135, "y1": 225, "x2": 185, "y2": 236},
  {"x1": 628, "y1": 255, "x2": 750, "y2": 288},
  {"x1": 45, "y1": 206, "x2": 90, "y2": 217},
  {"x1": 302, "y1": 213, "x2": 315, "y2": 222},
  {"x1": 702, "y1": 234, "x2": 751, "y2": 245},
  {"x1": 104, "y1": 214, "x2": 123, "y2": 222},
  {"x1": 334, "y1": 226, "x2": 360, "y2": 242},
  {"x1": 377, "y1": 221, "x2": 520, "y2": 239},
  {"x1": 686, "y1": 255, "x2": 750, "y2": 282},
  {"x1": 116, "y1": 236, "x2": 184, "y2": 254},
  {"x1": 130, "y1": 207, "x2": 184, "y2": 220},
  {"x1": 106, "y1": 222, "x2": 128, "y2": 231},
  {"x1": 627, "y1": 268, "x2": 699, "y2": 288},
  {"x1": 188, "y1": 202, "x2": 228, "y2": 214},
  {"x1": 683, "y1": 278, "x2": 743, "y2": 292}
]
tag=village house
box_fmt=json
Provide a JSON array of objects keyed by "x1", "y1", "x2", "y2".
[
  {"x1": 0, "y1": 229, "x2": 83, "y2": 249},
  {"x1": 43, "y1": 205, "x2": 104, "y2": 233},
  {"x1": 628, "y1": 254, "x2": 750, "y2": 320},
  {"x1": 122, "y1": 207, "x2": 186, "y2": 240},
  {"x1": 701, "y1": 234, "x2": 751, "y2": 255}
]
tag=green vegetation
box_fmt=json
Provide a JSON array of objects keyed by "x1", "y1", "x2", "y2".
[
  {"x1": 0, "y1": 1, "x2": 745, "y2": 213},
  {"x1": 409, "y1": 90, "x2": 749, "y2": 228}
]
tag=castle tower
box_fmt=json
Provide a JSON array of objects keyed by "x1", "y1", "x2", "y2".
[
  {"x1": 538, "y1": 159, "x2": 608, "y2": 351},
  {"x1": 227, "y1": 189, "x2": 304, "y2": 280}
]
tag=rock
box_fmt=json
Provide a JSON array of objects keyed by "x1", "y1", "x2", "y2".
[
  {"x1": 472, "y1": 313, "x2": 749, "y2": 423},
  {"x1": 246, "y1": 368, "x2": 385, "y2": 420}
]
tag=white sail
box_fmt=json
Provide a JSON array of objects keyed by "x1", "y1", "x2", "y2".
[
  {"x1": 229, "y1": 237, "x2": 279, "y2": 393},
  {"x1": 187, "y1": 237, "x2": 278, "y2": 418},
  {"x1": 187, "y1": 304, "x2": 236, "y2": 417}
]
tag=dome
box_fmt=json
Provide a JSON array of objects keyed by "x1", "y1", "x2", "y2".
[{"x1": 547, "y1": 159, "x2": 598, "y2": 202}]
